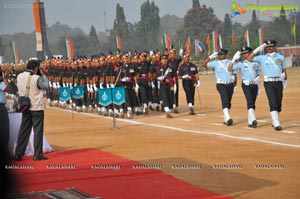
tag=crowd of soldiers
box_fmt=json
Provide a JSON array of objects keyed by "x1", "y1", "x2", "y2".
[{"x1": 1, "y1": 49, "x2": 202, "y2": 119}]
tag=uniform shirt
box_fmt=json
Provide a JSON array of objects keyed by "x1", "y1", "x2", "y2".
[
  {"x1": 233, "y1": 60, "x2": 260, "y2": 81},
  {"x1": 0, "y1": 82, "x2": 7, "y2": 103},
  {"x1": 168, "y1": 58, "x2": 181, "y2": 77},
  {"x1": 207, "y1": 59, "x2": 235, "y2": 82},
  {"x1": 178, "y1": 62, "x2": 198, "y2": 79},
  {"x1": 253, "y1": 53, "x2": 286, "y2": 77}
]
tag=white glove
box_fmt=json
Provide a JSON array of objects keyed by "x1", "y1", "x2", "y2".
[
  {"x1": 122, "y1": 77, "x2": 129, "y2": 82},
  {"x1": 56, "y1": 82, "x2": 60, "y2": 88},
  {"x1": 66, "y1": 83, "x2": 69, "y2": 87},
  {"x1": 157, "y1": 81, "x2": 160, "y2": 89},
  {"x1": 174, "y1": 84, "x2": 177, "y2": 94},
  {"x1": 209, "y1": 52, "x2": 218, "y2": 59},
  {"x1": 196, "y1": 80, "x2": 200, "y2": 88},
  {"x1": 232, "y1": 51, "x2": 241, "y2": 63},
  {"x1": 53, "y1": 82, "x2": 57, "y2": 89},
  {"x1": 93, "y1": 84, "x2": 98, "y2": 92},
  {"x1": 157, "y1": 76, "x2": 164, "y2": 81},
  {"x1": 63, "y1": 83, "x2": 66, "y2": 87},
  {"x1": 100, "y1": 83, "x2": 103, "y2": 89},
  {"x1": 253, "y1": 43, "x2": 267, "y2": 54},
  {"x1": 90, "y1": 87, "x2": 94, "y2": 93},
  {"x1": 254, "y1": 76, "x2": 260, "y2": 84},
  {"x1": 179, "y1": 48, "x2": 184, "y2": 56},
  {"x1": 69, "y1": 83, "x2": 73, "y2": 89},
  {"x1": 182, "y1": 74, "x2": 191, "y2": 79},
  {"x1": 151, "y1": 81, "x2": 155, "y2": 89},
  {"x1": 106, "y1": 83, "x2": 110, "y2": 88},
  {"x1": 283, "y1": 80, "x2": 287, "y2": 90},
  {"x1": 74, "y1": 83, "x2": 77, "y2": 87},
  {"x1": 87, "y1": 84, "x2": 91, "y2": 92},
  {"x1": 49, "y1": 81, "x2": 53, "y2": 87},
  {"x1": 110, "y1": 83, "x2": 115, "y2": 88},
  {"x1": 135, "y1": 84, "x2": 139, "y2": 94}
]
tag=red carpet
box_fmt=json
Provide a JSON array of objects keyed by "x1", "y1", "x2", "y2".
[{"x1": 11, "y1": 148, "x2": 232, "y2": 199}]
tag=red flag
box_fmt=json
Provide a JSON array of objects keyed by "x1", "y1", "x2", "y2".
[
  {"x1": 185, "y1": 36, "x2": 190, "y2": 54},
  {"x1": 116, "y1": 36, "x2": 122, "y2": 49}
]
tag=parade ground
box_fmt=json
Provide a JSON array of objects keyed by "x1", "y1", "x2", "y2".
[{"x1": 13, "y1": 67, "x2": 300, "y2": 199}]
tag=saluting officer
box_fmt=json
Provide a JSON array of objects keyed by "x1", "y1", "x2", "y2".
[
  {"x1": 178, "y1": 53, "x2": 200, "y2": 115},
  {"x1": 247, "y1": 39, "x2": 287, "y2": 131},
  {"x1": 156, "y1": 53, "x2": 176, "y2": 118},
  {"x1": 229, "y1": 46, "x2": 260, "y2": 128},
  {"x1": 203, "y1": 49, "x2": 236, "y2": 126}
]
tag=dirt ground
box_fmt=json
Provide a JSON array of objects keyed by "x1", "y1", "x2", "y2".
[{"x1": 44, "y1": 67, "x2": 300, "y2": 199}]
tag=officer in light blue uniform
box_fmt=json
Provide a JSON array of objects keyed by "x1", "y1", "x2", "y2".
[
  {"x1": 247, "y1": 39, "x2": 287, "y2": 131},
  {"x1": 0, "y1": 67, "x2": 10, "y2": 153},
  {"x1": 203, "y1": 48, "x2": 236, "y2": 126},
  {"x1": 229, "y1": 46, "x2": 260, "y2": 128}
]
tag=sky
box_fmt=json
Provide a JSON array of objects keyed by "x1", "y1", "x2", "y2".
[{"x1": 0, "y1": 0, "x2": 299, "y2": 35}]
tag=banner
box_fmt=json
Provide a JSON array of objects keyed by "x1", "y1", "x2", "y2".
[
  {"x1": 185, "y1": 36, "x2": 190, "y2": 54},
  {"x1": 59, "y1": 87, "x2": 71, "y2": 101},
  {"x1": 292, "y1": 24, "x2": 296, "y2": 43},
  {"x1": 206, "y1": 31, "x2": 219, "y2": 55},
  {"x1": 116, "y1": 36, "x2": 122, "y2": 49},
  {"x1": 98, "y1": 88, "x2": 112, "y2": 106},
  {"x1": 33, "y1": 1, "x2": 43, "y2": 52},
  {"x1": 255, "y1": 28, "x2": 264, "y2": 47},
  {"x1": 72, "y1": 86, "x2": 84, "y2": 99},
  {"x1": 112, "y1": 87, "x2": 125, "y2": 105},
  {"x1": 232, "y1": 31, "x2": 236, "y2": 45},
  {"x1": 244, "y1": 30, "x2": 250, "y2": 47}
]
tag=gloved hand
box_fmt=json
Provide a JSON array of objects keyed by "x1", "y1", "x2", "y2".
[
  {"x1": 90, "y1": 87, "x2": 94, "y2": 93},
  {"x1": 52, "y1": 82, "x2": 57, "y2": 89},
  {"x1": 69, "y1": 83, "x2": 73, "y2": 89},
  {"x1": 63, "y1": 83, "x2": 66, "y2": 87},
  {"x1": 93, "y1": 84, "x2": 98, "y2": 92},
  {"x1": 157, "y1": 76, "x2": 164, "y2": 81},
  {"x1": 56, "y1": 82, "x2": 60, "y2": 88},
  {"x1": 49, "y1": 81, "x2": 53, "y2": 87},
  {"x1": 110, "y1": 83, "x2": 115, "y2": 88},
  {"x1": 121, "y1": 77, "x2": 128, "y2": 82},
  {"x1": 182, "y1": 74, "x2": 191, "y2": 79},
  {"x1": 174, "y1": 84, "x2": 177, "y2": 94},
  {"x1": 106, "y1": 83, "x2": 110, "y2": 88},
  {"x1": 87, "y1": 84, "x2": 91, "y2": 92},
  {"x1": 135, "y1": 84, "x2": 139, "y2": 94},
  {"x1": 100, "y1": 82, "x2": 103, "y2": 89},
  {"x1": 196, "y1": 80, "x2": 200, "y2": 88},
  {"x1": 209, "y1": 52, "x2": 218, "y2": 59},
  {"x1": 253, "y1": 43, "x2": 267, "y2": 54},
  {"x1": 232, "y1": 51, "x2": 241, "y2": 63},
  {"x1": 151, "y1": 81, "x2": 155, "y2": 89}
]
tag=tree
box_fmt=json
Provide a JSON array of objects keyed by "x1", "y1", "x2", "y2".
[
  {"x1": 0, "y1": 36, "x2": 5, "y2": 56},
  {"x1": 192, "y1": 0, "x2": 200, "y2": 8},
  {"x1": 137, "y1": 0, "x2": 160, "y2": 50},
  {"x1": 223, "y1": 14, "x2": 232, "y2": 49},
  {"x1": 88, "y1": 25, "x2": 101, "y2": 56}
]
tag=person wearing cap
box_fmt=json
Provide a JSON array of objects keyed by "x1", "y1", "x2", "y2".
[
  {"x1": 228, "y1": 46, "x2": 260, "y2": 128},
  {"x1": 203, "y1": 48, "x2": 236, "y2": 126},
  {"x1": 156, "y1": 53, "x2": 176, "y2": 118},
  {"x1": 168, "y1": 48, "x2": 182, "y2": 113},
  {"x1": 15, "y1": 60, "x2": 49, "y2": 161},
  {"x1": 0, "y1": 66, "x2": 10, "y2": 154},
  {"x1": 178, "y1": 53, "x2": 200, "y2": 115},
  {"x1": 247, "y1": 39, "x2": 287, "y2": 131}
]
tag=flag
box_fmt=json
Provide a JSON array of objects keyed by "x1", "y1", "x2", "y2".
[
  {"x1": 59, "y1": 87, "x2": 71, "y2": 101},
  {"x1": 65, "y1": 38, "x2": 74, "y2": 61},
  {"x1": 219, "y1": 34, "x2": 223, "y2": 49},
  {"x1": 206, "y1": 31, "x2": 219, "y2": 55},
  {"x1": 244, "y1": 30, "x2": 250, "y2": 46},
  {"x1": 10, "y1": 41, "x2": 20, "y2": 64},
  {"x1": 185, "y1": 36, "x2": 190, "y2": 54},
  {"x1": 163, "y1": 33, "x2": 171, "y2": 50},
  {"x1": 195, "y1": 39, "x2": 206, "y2": 55},
  {"x1": 232, "y1": 31, "x2": 236, "y2": 44},
  {"x1": 72, "y1": 86, "x2": 85, "y2": 99},
  {"x1": 292, "y1": 23, "x2": 296, "y2": 43},
  {"x1": 116, "y1": 36, "x2": 122, "y2": 49},
  {"x1": 255, "y1": 28, "x2": 264, "y2": 47}
]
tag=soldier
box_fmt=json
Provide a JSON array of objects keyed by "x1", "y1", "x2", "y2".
[
  {"x1": 178, "y1": 53, "x2": 200, "y2": 115},
  {"x1": 137, "y1": 52, "x2": 151, "y2": 115},
  {"x1": 149, "y1": 52, "x2": 160, "y2": 111},
  {"x1": 228, "y1": 46, "x2": 260, "y2": 128},
  {"x1": 247, "y1": 39, "x2": 287, "y2": 131},
  {"x1": 156, "y1": 53, "x2": 176, "y2": 118},
  {"x1": 132, "y1": 54, "x2": 142, "y2": 115},
  {"x1": 203, "y1": 49, "x2": 236, "y2": 126},
  {"x1": 168, "y1": 48, "x2": 182, "y2": 113}
]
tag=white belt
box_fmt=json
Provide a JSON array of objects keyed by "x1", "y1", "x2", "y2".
[
  {"x1": 264, "y1": 77, "x2": 280, "y2": 82},
  {"x1": 216, "y1": 80, "x2": 233, "y2": 84},
  {"x1": 242, "y1": 80, "x2": 257, "y2": 86}
]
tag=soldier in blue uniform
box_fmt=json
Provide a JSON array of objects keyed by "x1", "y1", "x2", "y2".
[
  {"x1": 178, "y1": 53, "x2": 200, "y2": 115},
  {"x1": 229, "y1": 46, "x2": 260, "y2": 128},
  {"x1": 203, "y1": 49, "x2": 236, "y2": 126},
  {"x1": 247, "y1": 39, "x2": 287, "y2": 131}
]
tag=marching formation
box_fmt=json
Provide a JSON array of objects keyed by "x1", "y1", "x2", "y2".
[{"x1": 1, "y1": 39, "x2": 287, "y2": 131}]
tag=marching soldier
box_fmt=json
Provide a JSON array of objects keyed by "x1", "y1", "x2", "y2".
[
  {"x1": 203, "y1": 49, "x2": 236, "y2": 126},
  {"x1": 247, "y1": 39, "x2": 287, "y2": 131},
  {"x1": 178, "y1": 53, "x2": 200, "y2": 115},
  {"x1": 228, "y1": 46, "x2": 260, "y2": 128},
  {"x1": 168, "y1": 48, "x2": 182, "y2": 113},
  {"x1": 156, "y1": 53, "x2": 176, "y2": 118}
]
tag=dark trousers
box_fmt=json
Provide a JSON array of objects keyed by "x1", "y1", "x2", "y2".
[
  {"x1": 0, "y1": 104, "x2": 9, "y2": 154},
  {"x1": 15, "y1": 110, "x2": 44, "y2": 158},
  {"x1": 242, "y1": 83, "x2": 258, "y2": 109},
  {"x1": 138, "y1": 79, "x2": 151, "y2": 104},
  {"x1": 216, "y1": 83, "x2": 234, "y2": 109},
  {"x1": 264, "y1": 81, "x2": 283, "y2": 112},
  {"x1": 124, "y1": 83, "x2": 135, "y2": 109},
  {"x1": 182, "y1": 80, "x2": 195, "y2": 105},
  {"x1": 160, "y1": 84, "x2": 174, "y2": 109}
]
